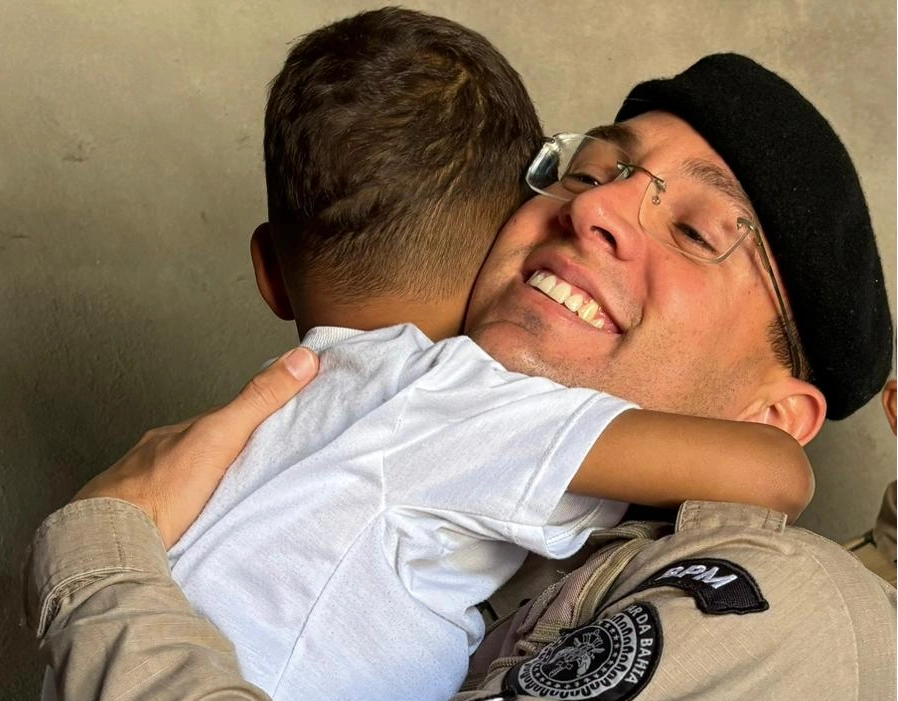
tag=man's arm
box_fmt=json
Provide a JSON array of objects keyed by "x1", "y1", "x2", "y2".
[
  {"x1": 568, "y1": 409, "x2": 814, "y2": 521},
  {"x1": 29, "y1": 499, "x2": 272, "y2": 701},
  {"x1": 26, "y1": 348, "x2": 318, "y2": 701}
]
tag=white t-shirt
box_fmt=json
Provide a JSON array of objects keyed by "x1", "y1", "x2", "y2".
[{"x1": 169, "y1": 324, "x2": 635, "y2": 701}]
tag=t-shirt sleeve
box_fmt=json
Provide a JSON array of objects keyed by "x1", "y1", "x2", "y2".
[{"x1": 382, "y1": 338, "x2": 637, "y2": 557}]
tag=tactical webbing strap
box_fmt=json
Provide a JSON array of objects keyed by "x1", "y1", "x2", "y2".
[{"x1": 462, "y1": 521, "x2": 671, "y2": 693}]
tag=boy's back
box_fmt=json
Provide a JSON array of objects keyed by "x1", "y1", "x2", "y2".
[
  {"x1": 170, "y1": 8, "x2": 623, "y2": 701},
  {"x1": 39, "y1": 9, "x2": 551, "y2": 701},
  {"x1": 170, "y1": 324, "x2": 630, "y2": 699},
  {"x1": 158, "y1": 10, "x2": 821, "y2": 700}
]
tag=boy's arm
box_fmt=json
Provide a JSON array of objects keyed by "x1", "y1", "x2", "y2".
[{"x1": 568, "y1": 409, "x2": 814, "y2": 522}]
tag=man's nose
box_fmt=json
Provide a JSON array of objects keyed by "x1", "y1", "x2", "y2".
[{"x1": 558, "y1": 182, "x2": 649, "y2": 262}]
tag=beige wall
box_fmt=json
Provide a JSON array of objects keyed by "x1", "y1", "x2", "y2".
[{"x1": 1, "y1": 1, "x2": 894, "y2": 696}]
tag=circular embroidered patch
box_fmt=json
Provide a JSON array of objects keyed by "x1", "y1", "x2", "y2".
[{"x1": 506, "y1": 602, "x2": 662, "y2": 700}]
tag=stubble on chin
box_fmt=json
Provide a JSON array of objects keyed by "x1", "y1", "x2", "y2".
[
  {"x1": 482, "y1": 330, "x2": 586, "y2": 389},
  {"x1": 470, "y1": 310, "x2": 553, "y2": 379}
]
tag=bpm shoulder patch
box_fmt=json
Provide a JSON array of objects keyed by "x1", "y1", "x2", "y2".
[
  {"x1": 505, "y1": 602, "x2": 662, "y2": 700},
  {"x1": 631, "y1": 558, "x2": 768, "y2": 615}
]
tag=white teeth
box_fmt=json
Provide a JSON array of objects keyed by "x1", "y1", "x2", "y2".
[
  {"x1": 578, "y1": 302, "x2": 598, "y2": 322},
  {"x1": 563, "y1": 294, "x2": 584, "y2": 312},
  {"x1": 528, "y1": 270, "x2": 610, "y2": 331},
  {"x1": 548, "y1": 282, "x2": 571, "y2": 304},
  {"x1": 528, "y1": 271, "x2": 547, "y2": 287},
  {"x1": 536, "y1": 274, "x2": 557, "y2": 295}
]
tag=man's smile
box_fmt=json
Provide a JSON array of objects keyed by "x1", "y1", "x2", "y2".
[{"x1": 526, "y1": 270, "x2": 622, "y2": 334}]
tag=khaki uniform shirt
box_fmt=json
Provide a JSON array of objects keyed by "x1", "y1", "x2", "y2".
[
  {"x1": 26, "y1": 499, "x2": 269, "y2": 701},
  {"x1": 457, "y1": 501, "x2": 896, "y2": 701},
  {"x1": 26, "y1": 499, "x2": 896, "y2": 701}
]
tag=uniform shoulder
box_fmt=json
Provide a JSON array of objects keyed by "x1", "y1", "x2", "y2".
[{"x1": 669, "y1": 500, "x2": 894, "y2": 597}]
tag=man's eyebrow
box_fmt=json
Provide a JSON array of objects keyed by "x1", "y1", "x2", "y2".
[
  {"x1": 586, "y1": 123, "x2": 639, "y2": 152},
  {"x1": 585, "y1": 124, "x2": 756, "y2": 216},
  {"x1": 681, "y1": 158, "x2": 755, "y2": 216}
]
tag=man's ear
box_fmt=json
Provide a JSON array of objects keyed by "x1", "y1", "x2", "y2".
[
  {"x1": 882, "y1": 379, "x2": 897, "y2": 436},
  {"x1": 738, "y1": 377, "x2": 827, "y2": 447},
  {"x1": 250, "y1": 223, "x2": 294, "y2": 321}
]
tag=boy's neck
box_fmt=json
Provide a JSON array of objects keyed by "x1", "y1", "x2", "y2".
[{"x1": 293, "y1": 293, "x2": 468, "y2": 343}]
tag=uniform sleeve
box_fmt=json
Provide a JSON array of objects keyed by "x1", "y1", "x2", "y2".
[
  {"x1": 25, "y1": 498, "x2": 271, "y2": 701},
  {"x1": 455, "y1": 503, "x2": 897, "y2": 701}
]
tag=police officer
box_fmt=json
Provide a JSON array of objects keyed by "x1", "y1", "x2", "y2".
[{"x1": 452, "y1": 54, "x2": 896, "y2": 701}]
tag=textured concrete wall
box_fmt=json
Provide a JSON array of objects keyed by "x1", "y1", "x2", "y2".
[{"x1": 1, "y1": 1, "x2": 894, "y2": 696}]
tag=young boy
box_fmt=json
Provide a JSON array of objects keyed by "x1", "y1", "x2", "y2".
[{"x1": 168, "y1": 8, "x2": 812, "y2": 701}]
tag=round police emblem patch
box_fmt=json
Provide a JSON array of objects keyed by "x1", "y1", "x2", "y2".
[{"x1": 506, "y1": 603, "x2": 662, "y2": 700}]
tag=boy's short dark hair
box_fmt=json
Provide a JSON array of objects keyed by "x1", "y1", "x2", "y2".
[{"x1": 264, "y1": 7, "x2": 543, "y2": 301}]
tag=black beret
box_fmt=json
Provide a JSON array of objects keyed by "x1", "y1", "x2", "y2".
[{"x1": 616, "y1": 53, "x2": 893, "y2": 420}]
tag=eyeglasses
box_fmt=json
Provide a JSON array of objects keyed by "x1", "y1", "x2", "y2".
[{"x1": 526, "y1": 132, "x2": 803, "y2": 377}]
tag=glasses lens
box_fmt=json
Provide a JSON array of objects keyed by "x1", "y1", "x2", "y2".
[
  {"x1": 638, "y1": 177, "x2": 753, "y2": 262},
  {"x1": 526, "y1": 134, "x2": 755, "y2": 264},
  {"x1": 526, "y1": 134, "x2": 628, "y2": 200}
]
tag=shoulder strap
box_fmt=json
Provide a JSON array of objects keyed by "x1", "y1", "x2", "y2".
[{"x1": 464, "y1": 521, "x2": 670, "y2": 692}]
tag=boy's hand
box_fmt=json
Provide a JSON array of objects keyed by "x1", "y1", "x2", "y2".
[{"x1": 73, "y1": 348, "x2": 319, "y2": 548}]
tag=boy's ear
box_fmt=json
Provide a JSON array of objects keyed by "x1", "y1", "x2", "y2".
[
  {"x1": 738, "y1": 377, "x2": 827, "y2": 447},
  {"x1": 882, "y1": 379, "x2": 897, "y2": 436},
  {"x1": 250, "y1": 223, "x2": 294, "y2": 321}
]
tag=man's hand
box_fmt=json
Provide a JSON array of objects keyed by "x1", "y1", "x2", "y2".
[{"x1": 74, "y1": 347, "x2": 319, "y2": 548}]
